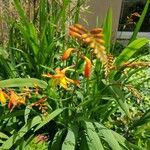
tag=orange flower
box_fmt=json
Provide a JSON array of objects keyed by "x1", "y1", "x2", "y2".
[
  {"x1": 83, "y1": 56, "x2": 92, "y2": 78},
  {"x1": 0, "y1": 89, "x2": 9, "y2": 105},
  {"x1": 8, "y1": 91, "x2": 26, "y2": 112},
  {"x1": 43, "y1": 66, "x2": 80, "y2": 89},
  {"x1": 61, "y1": 48, "x2": 75, "y2": 61},
  {"x1": 69, "y1": 24, "x2": 87, "y2": 39}
]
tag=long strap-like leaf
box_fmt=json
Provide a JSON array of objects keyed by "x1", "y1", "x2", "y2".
[
  {"x1": 129, "y1": 0, "x2": 150, "y2": 43},
  {"x1": 0, "y1": 78, "x2": 48, "y2": 89}
]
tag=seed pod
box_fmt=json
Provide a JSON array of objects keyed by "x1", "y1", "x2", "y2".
[
  {"x1": 69, "y1": 26, "x2": 83, "y2": 35},
  {"x1": 39, "y1": 106, "x2": 42, "y2": 110},
  {"x1": 81, "y1": 33, "x2": 89, "y2": 39},
  {"x1": 69, "y1": 31, "x2": 81, "y2": 38},
  {"x1": 74, "y1": 24, "x2": 87, "y2": 33},
  {"x1": 93, "y1": 33, "x2": 104, "y2": 38},
  {"x1": 90, "y1": 28, "x2": 103, "y2": 34},
  {"x1": 83, "y1": 37, "x2": 92, "y2": 43},
  {"x1": 90, "y1": 42, "x2": 95, "y2": 48},
  {"x1": 44, "y1": 106, "x2": 48, "y2": 110},
  {"x1": 96, "y1": 39, "x2": 105, "y2": 44},
  {"x1": 44, "y1": 112, "x2": 48, "y2": 116}
]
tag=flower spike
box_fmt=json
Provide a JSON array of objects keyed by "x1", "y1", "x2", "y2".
[{"x1": 69, "y1": 24, "x2": 107, "y2": 64}]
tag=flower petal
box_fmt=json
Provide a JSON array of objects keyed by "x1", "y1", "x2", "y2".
[
  {"x1": 61, "y1": 48, "x2": 75, "y2": 61},
  {"x1": 0, "y1": 90, "x2": 6, "y2": 104},
  {"x1": 60, "y1": 77, "x2": 68, "y2": 89},
  {"x1": 83, "y1": 56, "x2": 92, "y2": 78}
]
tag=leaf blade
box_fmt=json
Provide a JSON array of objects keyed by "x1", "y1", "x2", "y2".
[{"x1": 0, "y1": 78, "x2": 48, "y2": 89}]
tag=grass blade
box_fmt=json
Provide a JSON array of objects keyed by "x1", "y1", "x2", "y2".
[{"x1": 103, "y1": 8, "x2": 112, "y2": 52}]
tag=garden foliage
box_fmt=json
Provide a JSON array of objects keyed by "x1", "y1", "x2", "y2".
[{"x1": 0, "y1": 0, "x2": 150, "y2": 149}]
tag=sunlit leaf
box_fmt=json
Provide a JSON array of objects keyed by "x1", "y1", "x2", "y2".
[
  {"x1": 62, "y1": 128, "x2": 75, "y2": 150},
  {"x1": 115, "y1": 38, "x2": 149, "y2": 67},
  {"x1": 81, "y1": 121, "x2": 104, "y2": 150},
  {"x1": 0, "y1": 78, "x2": 48, "y2": 89}
]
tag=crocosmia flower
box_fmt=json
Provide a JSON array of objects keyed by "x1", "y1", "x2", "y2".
[
  {"x1": 61, "y1": 48, "x2": 75, "y2": 61},
  {"x1": 8, "y1": 91, "x2": 26, "y2": 112},
  {"x1": 43, "y1": 66, "x2": 80, "y2": 90},
  {"x1": 83, "y1": 56, "x2": 92, "y2": 78}
]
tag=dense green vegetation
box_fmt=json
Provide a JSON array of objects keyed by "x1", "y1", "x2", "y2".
[{"x1": 0, "y1": 0, "x2": 149, "y2": 149}]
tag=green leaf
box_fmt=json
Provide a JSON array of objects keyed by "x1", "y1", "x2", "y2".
[
  {"x1": 115, "y1": 38, "x2": 149, "y2": 66},
  {"x1": 49, "y1": 129, "x2": 66, "y2": 150},
  {"x1": 0, "y1": 139, "x2": 4, "y2": 144},
  {"x1": 82, "y1": 121, "x2": 104, "y2": 150},
  {"x1": 1, "y1": 116, "x2": 41, "y2": 150},
  {"x1": 0, "y1": 132, "x2": 9, "y2": 140},
  {"x1": 13, "y1": 0, "x2": 29, "y2": 26},
  {"x1": 94, "y1": 122, "x2": 124, "y2": 150},
  {"x1": 129, "y1": 0, "x2": 150, "y2": 43},
  {"x1": 0, "y1": 47, "x2": 9, "y2": 59},
  {"x1": 35, "y1": 108, "x2": 65, "y2": 132},
  {"x1": 0, "y1": 110, "x2": 24, "y2": 120},
  {"x1": 24, "y1": 106, "x2": 31, "y2": 124},
  {"x1": 110, "y1": 131, "x2": 128, "y2": 149},
  {"x1": 62, "y1": 128, "x2": 76, "y2": 150},
  {"x1": 131, "y1": 109, "x2": 150, "y2": 128},
  {"x1": 103, "y1": 8, "x2": 112, "y2": 52},
  {"x1": 109, "y1": 85, "x2": 130, "y2": 117},
  {"x1": 0, "y1": 78, "x2": 48, "y2": 89},
  {"x1": 111, "y1": 131, "x2": 145, "y2": 150}
]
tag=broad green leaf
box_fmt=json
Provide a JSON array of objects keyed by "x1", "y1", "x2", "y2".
[
  {"x1": 82, "y1": 121, "x2": 104, "y2": 150},
  {"x1": 111, "y1": 131, "x2": 128, "y2": 149},
  {"x1": 111, "y1": 131, "x2": 145, "y2": 150},
  {"x1": 62, "y1": 129, "x2": 76, "y2": 150},
  {"x1": 0, "y1": 78, "x2": 48, "y2": 89},
  {"x1": 129, "y1": 0, "x2": 150, "y2": 43},
  {"x1": 1, "y1": 116, "x2": 41, "y2": 149},
  {"x1": 49, "y1": 129, "x2": 66, "y2": 150},
  {"x1": 94, "y1": 122, "x2": 124, "y2": 150},
  {"x1": 103, "y1": 8, "x2": 112, "y2": 52},
  {"x1": 79, "y1": 130, "x2": 89, "y2": 150},
  {"x1": 0, "y1": 132, "x2": 9, "y2": 140},
  {"x1": 115, "y1": 38, "x2": 149, "y2": 66},
  {"x1": 35, "y1": 108, "x2": 65, "y2": 132}
]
